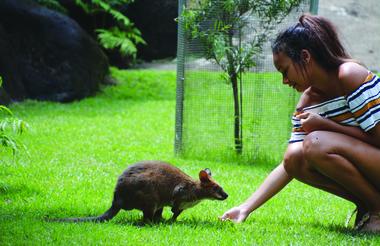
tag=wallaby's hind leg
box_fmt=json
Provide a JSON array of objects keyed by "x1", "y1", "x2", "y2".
[
  {"x1": 142, "y1": 207, "x2": 156, "y2": 222},
  {"x1": 153, "y1": 208, "x2": 164, "y2": 222}
]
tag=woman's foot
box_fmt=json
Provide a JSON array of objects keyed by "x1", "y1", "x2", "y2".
[
  {"x1": 356, "y1": 212, "x2": 380, "y2": 233},
  {"x1": 346, "y1": 206, "x2": 367, "y2": 228},
  {"x1": 354, "y1": 207, "x2": 367, "y2": 228}
]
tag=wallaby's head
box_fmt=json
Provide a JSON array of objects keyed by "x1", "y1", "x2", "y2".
[{"x1": 198, "y1": 168, "x2": 228, "y2": 200}]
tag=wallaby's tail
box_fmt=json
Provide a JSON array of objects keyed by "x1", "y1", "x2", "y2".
[{"x1": 50, "y1": 204, "x2": 121, "y2": 223}]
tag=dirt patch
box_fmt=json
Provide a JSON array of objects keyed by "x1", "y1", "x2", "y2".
[{"x1": 319, "y1": 0, "x2": 380, "y2": 72}]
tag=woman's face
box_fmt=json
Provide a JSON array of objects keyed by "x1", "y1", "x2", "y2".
[{"x1": 273, "y1": 51, "x2": 309, "y2": 92}]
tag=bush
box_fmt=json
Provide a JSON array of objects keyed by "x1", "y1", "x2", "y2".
[{"x1": 0, "y1": 77, "x2": 28, "y2": 154}]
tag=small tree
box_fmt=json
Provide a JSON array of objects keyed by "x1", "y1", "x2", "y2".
[
  {"x1": 0, "y1": 77, "x2": 28, "y2": 155},
  {"x1": 182, "y1": 0, "x2": 301, "y2": 153}
]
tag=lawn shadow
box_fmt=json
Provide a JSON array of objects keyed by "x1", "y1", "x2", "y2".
[
  {"x1": 42, "y1": 208, "x2": 224, "y2": 229},
  {"x1": 167, "y1": 218, "x2": 227, "y2": 228},
  {"x1": 270, "y1": 217, "x2": 379, "y2": 238},
  {"x1": 308, "y1": 221, "x2": 380, "y2": 238},
  {"x1": 113, "y1": 217, "x2": 226, "y2": 229}
]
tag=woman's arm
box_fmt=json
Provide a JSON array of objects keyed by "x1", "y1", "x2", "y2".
[
  {"x1": 297, "y1": 112, "x2": 377, "y2": 146},
  {"x1": 366, "y1": 125, "x2": 380, "y2": 148},
  {"x1": 219, "y1": 162, "x2": 292, "y2": 223}
]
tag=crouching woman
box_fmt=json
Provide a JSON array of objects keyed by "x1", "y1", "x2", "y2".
[{"x1": 220, "y1": 13, "x2": 380, "y2": 232}]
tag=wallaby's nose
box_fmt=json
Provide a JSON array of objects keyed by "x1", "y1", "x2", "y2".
[{"x1": 220, "y1": 192, "x2": 228, "y2": 200}]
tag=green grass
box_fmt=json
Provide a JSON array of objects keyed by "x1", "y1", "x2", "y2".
[
  {"x1": 1, "y1": 69, "x2": 379, "y2": 245},
  {"x1": 181, "y1": 70, "x2": 299, "y2": 163}
]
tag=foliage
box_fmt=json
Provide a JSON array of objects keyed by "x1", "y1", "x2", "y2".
[
  {"x1": 96, "y1": 27, "x2": 145, "y2": 59},
  {"x1": 36, "y1": 0, "x2": 145, "y2": 60},
  {"x1": 76, "y1": 0, "x2": 146, "y2": 58},
  {"x1": 0, "y1": 77, "x2": 28, "y2": 155},
  {"x1": 36, "y1": 0, "x2": 68, "y2": 13},
  {"x1": 182, "y1": 0, "x2": 302, "y2": 153}
]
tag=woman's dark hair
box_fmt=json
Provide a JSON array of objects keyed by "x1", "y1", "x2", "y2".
[{"x1": 272, "y1": 13, "x2": 351, "y2": 72}]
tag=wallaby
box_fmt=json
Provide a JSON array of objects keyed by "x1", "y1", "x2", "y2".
[{"x1": 58, "y1": 160, "x2": 228, "y2": 223}]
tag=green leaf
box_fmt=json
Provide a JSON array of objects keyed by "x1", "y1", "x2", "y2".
[
  {"x1": 69, "y1": 0, "x2": 144, "y2": 60},
  {"x1": 36, "y1": 0, "x2": 67, "y2": 13},
  {"x1": 96, "y1": 28, "x2": 142, "y2": 57},
  {"x1": 0, "y1": 106, "x2": 13, "y2": 117},
  {"x1": 75, "y1": 0, "x2": 91, "y2": 13},
  {"x1": 0, "y1": 134, "x2": 18, "y2": 152}
]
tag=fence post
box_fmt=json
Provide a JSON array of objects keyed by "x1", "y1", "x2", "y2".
[
  {"x1": 309, "y1": 0, "x2": 319, "y2": 14},
  {"x1": 174, "y1": 0, "x2": 186, "y2": 155}
]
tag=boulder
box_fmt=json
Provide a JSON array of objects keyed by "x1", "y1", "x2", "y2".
[{"x1": 0, "y1": 0, "x2": 109, "y2": 104}]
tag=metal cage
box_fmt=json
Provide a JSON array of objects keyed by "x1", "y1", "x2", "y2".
[{"x1": 175, "y1": 0, "x2": 319, "y2": 163}]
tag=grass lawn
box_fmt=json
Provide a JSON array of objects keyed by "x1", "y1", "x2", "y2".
[{"x1": 0, "y1": 69, "x2": 379, "y2": 245}]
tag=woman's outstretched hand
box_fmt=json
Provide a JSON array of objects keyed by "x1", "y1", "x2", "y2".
[{"x1": 219, "y1": 206, "x2": 249, "y2": 223}]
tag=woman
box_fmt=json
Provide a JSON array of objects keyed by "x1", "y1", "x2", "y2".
[{"x1": 220, "y1": 13, "x2": 380, "y2": 233}]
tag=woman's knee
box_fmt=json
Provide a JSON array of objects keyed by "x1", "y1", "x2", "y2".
[
  {"x1": 303, "y1": 131, "x2": 327, "y2": 161},
  {"x1": 283, "y1": 143, "x2": 305, "y2": 177}
]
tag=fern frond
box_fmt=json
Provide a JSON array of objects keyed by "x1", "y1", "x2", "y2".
[
  {"x1": 36, "y1": 0, "x2": 67, "y2": 13},
  {"x1": 96, "y1": 28, "x2": 139, "y2": 57},
  {"x1": 0, "y1": 106, "x2": 13, "y2": 117},
  {"x1": 75, "y1": 0, "x2": 92, "y2": 13},
  {"x1": 0, "y1": 134, "x2": 18, "y2": 154},
  {"x1": 92, "y1": 0, "x2": 131, "y2": 27}
]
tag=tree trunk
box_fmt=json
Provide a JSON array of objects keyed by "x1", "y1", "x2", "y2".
[
  {"x1": 230, "y1": 71, "x2": 242, "y2": 154},
  {"x1": 225, "y1": 31, "x2": 242, "y2": 153}
]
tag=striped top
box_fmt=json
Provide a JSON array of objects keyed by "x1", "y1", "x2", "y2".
[{"x1": 289, "y1": 72, "x2": 380, "y2": 143}]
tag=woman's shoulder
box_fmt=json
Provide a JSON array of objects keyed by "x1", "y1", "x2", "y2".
[
  {"x1": 338, "y1": 62, "x2": 369, "y2": 94},
  {"x1": 296, "y1": 87, "x2": 325, "y2": 110}
]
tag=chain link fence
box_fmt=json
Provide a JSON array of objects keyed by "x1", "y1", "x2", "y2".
[{"x1": 175, "y1": 0, "x2": 318, "y2": 164}]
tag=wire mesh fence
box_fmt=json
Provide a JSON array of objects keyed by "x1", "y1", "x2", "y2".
[{"x1": 175, "y1": 0, "x2": 317, "y2": 164}]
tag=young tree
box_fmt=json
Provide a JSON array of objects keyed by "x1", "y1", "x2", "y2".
[{"x1": 182, "y1": 0, "x2": 302, "y2": 153}]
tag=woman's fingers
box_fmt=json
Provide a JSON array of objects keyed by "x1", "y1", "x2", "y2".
[
  {"x1": 219, "y1": 208, "x2": 247, "y2": 223},
  {"x1": 296, "y1": 112, "x2": 309, "y2": 119},
  {"x1": 219, "y1": 212, "x2": 232, "y2": 221}
]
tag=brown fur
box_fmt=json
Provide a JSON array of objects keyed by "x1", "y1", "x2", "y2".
[{"x1": 59, "y1": 160, "x2": 228, "y2": 223}]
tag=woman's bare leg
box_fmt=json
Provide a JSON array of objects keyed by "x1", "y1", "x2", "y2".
[
  {"x1": 284, "y1": 142, "x2": 364, "y2": 208},
  {"x1": 303, "y1": 131, "x2": 380, "y2": 213}
]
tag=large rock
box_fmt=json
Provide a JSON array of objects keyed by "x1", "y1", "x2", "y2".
[
  {"x1": 126, "y1": 0, "x2": 178, "y2": 61},
  {"x1": 0, "y1": 0, "x2": 109, "y2": 104}
]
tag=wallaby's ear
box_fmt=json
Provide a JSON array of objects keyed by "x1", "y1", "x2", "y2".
[
  {"x1": 204, "y1": 168, "x2": 212, "y2": 176},
  {"x1": 199, "y1": 170, "x2": 211, "y2": 183}
]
